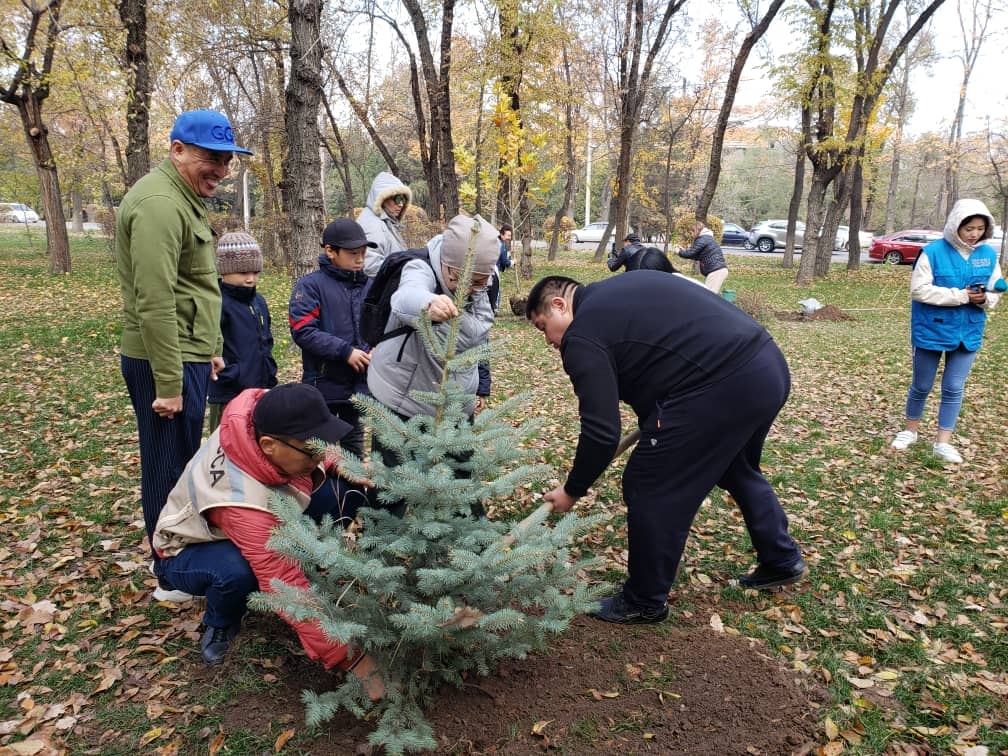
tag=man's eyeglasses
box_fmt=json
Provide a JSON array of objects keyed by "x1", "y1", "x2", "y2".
[
  {"x1": 272, "y1": 436, "x2": 324, "y2": 460},
  {"x1": 443, "y1": 266, "x2": 490, "y2": 293}
]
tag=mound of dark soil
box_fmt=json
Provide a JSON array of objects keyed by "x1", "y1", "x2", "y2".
[
  {"x1": 776, "y1": 305, "x2": 855, "y2": 322},
  {"x1": 212, "y1": 610, "x2": 826, "y2": 754}
]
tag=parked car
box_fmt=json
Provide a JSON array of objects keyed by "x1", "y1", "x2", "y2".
[
  {"x1": 834, "y1": 225, "x2": 874, "y2": 252},
  {"x1": 720, "y1": 222, "x2": 749, "y2": 247},
  {"x1": 868, "y1": 230, "x2": 942, "y2": 265},
  {"x1": 570, "y1": 222, "x2": 616, "y2": 244},
  {"x1": 748, "y1": 220, "x2": 806, "y2": 252},
  {"x1": 749, "y1": 219, "x2": 872, "y2": 253},
  {"x1": 0, "y1": 202, "x2": 40, "y2": 224}
]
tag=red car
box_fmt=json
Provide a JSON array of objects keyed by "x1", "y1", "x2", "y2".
[{"x1": 869, "y1": 229, "x2": 942, "y2": 265}]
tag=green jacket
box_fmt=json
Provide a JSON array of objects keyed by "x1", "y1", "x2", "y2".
[{"x1": 116, "y1": 158, "x2": 223, "y2": 397}]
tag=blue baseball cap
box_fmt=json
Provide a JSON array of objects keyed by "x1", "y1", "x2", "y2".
[{"x1": 169, "y1": 110, "x2": 253, "y2": 155}]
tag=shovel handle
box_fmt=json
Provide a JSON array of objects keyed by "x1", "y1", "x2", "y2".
[{"x1": 502, "y1": 428, "x2": 641, "y2": 547}]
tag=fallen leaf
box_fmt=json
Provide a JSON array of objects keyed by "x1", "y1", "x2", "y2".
[
  {"x1": 824, "y1": 716, "x2": 839, "y2": 740},
  {"x1": 274, "y1": 727, "x2": 295, "y2": 751},
  {"x1": 139, "y1": 727, "x2": 163, "y2": 746},
  {"x1": 709, "y1": 613, "x2": 724, "y2": 633},
  {"x1": 531, "y1": 719, "x2": 553, "y2": 736},
  {"x1": 208, "y1": 730, "x2": 226, "y2": 755}
]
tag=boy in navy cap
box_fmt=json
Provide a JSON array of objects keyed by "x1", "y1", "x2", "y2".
[{"x1": 289, "y1": 218, "x2": 375, "y2": 458}]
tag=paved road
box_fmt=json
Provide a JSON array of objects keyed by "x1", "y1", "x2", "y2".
[{"x1": 567, "y1": 239, "x2": 873, "y2": 265}]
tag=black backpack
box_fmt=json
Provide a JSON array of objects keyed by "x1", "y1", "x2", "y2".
[
  {"x1": 360, "y1": 247, "x2": 502, "y2": 348},
  {"x1": 360, "y1": 248, "x2": 440, "y2": 347}
]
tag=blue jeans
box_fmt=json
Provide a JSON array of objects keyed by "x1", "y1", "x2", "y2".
[
  {"x1": 905, "y1": 345, "x2": 978, "y2": 431},
  {"x1": 155, "y1": 540, "x2": 258, "y2": 629}
]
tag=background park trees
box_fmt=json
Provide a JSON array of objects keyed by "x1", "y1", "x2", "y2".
[{"x1": 3, "y1": 0, "x2": 1007, "y2": 278}]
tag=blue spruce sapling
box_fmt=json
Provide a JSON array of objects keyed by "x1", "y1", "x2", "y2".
[{"x1": 250, "y1": 219, "x2": 607, "y2": 754}]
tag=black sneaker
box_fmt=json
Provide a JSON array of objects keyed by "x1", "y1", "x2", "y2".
[
  {"x1": 201, "y1": 624, "x2": 239, "y2": 666},
  {"x1": 591, "y1": 592, "x2": 669, "y2": 624},
  {"x1": 738, "y1": 559, "x2": 808, "y2": 590}
]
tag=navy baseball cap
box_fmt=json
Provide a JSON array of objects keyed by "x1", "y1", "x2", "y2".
[
  {"x1": 169, "y1": 110, "x2": 253, "y2": 155},
  {"x1": 252, "y1": 384, "x2": 352, "y2": 444},
  {"x1": 321, "y1": 218, "x2": 377, "y2": 249}
]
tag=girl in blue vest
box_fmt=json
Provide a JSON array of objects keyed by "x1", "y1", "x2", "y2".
[{"x1": 891, "y1": 199, "x2": 1003, "y2": 463}]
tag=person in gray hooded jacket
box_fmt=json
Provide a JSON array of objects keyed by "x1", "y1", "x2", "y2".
[
  {"x1": 358, "y1": 171, "x2": 412, "y2": 276},
  {"x1": 366, "y1": 214, "x2": 499, "y2": 419}
]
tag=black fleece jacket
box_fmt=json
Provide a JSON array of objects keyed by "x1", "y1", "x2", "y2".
[{"x1": 559, "y1": 271, "x2": 772, "y2": 497}]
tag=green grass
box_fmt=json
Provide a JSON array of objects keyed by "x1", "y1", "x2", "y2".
[{"x1": 1, "y1": 238, "x2": 1007, "y2": 753}]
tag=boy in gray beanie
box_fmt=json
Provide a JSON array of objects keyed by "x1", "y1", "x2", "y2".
[{"x1": 208, "y1": 231, "x2": 278, "y2": 431}]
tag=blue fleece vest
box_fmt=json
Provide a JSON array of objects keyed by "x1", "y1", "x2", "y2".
[{"x1": 911, "y1": 239, "x2": 997, "y2": 351}]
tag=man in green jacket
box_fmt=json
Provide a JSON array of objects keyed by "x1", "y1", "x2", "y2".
[{"x1": 116, "y1": 109, "x2": 253, "y2": 599}]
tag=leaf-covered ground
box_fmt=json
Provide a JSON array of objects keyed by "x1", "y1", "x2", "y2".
[{"x1": 1, "y1": 234, "x2": 1007, "y2": 754}]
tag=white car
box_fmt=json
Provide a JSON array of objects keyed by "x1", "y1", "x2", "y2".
[
  {"x1": 834, "y1": 225, "x2": 873, "y2": 252},
  {"x1": 570, "y1": 222, "x2": 616, "y2": 244},
  {"x1": 1, "y1": 202, "x2": 40, "y2": 223}
]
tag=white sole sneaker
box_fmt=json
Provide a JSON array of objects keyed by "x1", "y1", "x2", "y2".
[
  {"x1": 153, "y1": 586, "x2": 195, "y2": 602},
  {"x1": 890, "y1": 430, "x2": 918, "y2": 450},
  {"x1": 150, "y1": 560, "x2": 194, "y2": 602},
  {"x1": 932, "y1": 442, "x2": 963, "y2": 464}
]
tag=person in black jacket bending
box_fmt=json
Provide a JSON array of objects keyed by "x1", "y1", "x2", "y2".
[
  {"x1": 525, "y1": 272, "x2": 806, "y2": 624},
  {"x1": 608, "y1": 233, "x2": 675, "y2": 273}
]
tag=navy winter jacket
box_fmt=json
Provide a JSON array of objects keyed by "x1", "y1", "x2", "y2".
[
  {"x1": 289, "y1": 255, "x2": 372, "y2": 403},
  {"x1": 208, "y1": 282, "x2": 278, "y2": 404}
]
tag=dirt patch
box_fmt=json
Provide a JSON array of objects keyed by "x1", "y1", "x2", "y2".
[
  {"x1": 215, "y1": 609, "x2": 826, "y2": 754},
  {"x1": 776, "y1": 304, "x2": 855, "y2": 322}
]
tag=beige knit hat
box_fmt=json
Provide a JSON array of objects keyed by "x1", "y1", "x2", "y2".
[
  {"x1": 216, "y1": 231, "x2": 263, "y2": 274},
  {"x1": 440, "y1": 214, "x2": 500, "y2": 276}
]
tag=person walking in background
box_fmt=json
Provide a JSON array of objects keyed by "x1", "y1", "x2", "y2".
[
  {"x1": 207, "y1": 232, "x2": 278, "y2": 433},
  {"x1": 497, "y1": 223, "x2": 513, "y2": 271},
  {"x1": 525, "y1": 272, "x2": 806, "y2": 624},
  {"x1": 116, "y1": 109, "x2": 252, "y2": 598},
  {"x1": 676, "y1": 220, "x2": 729, "y2": 294},
  {"x1": 289, "y1": 219, "x2": 375, "y2": 459},
  {"x1": 358, "y1": 171, "x2": 412, "y2": 276},
  {"x1": 890, "y1": 198, "x2": 1002, "y2": 464}
]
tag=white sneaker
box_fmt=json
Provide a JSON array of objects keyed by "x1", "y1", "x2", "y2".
[
  {"x1": 149, "y1": 560, "x2": 194, "y2": 602},
  {"x1": 890, "y1": 430, "x2": 918, "y2": 450},
  {"x1": 932, "y1": 442, "x2": 963, "y2": 464}
]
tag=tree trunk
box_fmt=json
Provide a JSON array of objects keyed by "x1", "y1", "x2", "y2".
[
  {"x1": 118, "y1": 0, "x2": 151, "y2": 188},
  {"x1": 796, "y1": 167, "x2": 831, "y2": 285},
  {"x1": 885, "y1": 137, "x2": 901, "y2": 234},
  {"x1": 596, "y1": 0, "x2": 686, "y2": 262},
  {"x1": 548, "y1": 46, "x2": 577, "y2": 263},
  {"x1": 282, "y1": 0, "x2": 325, "y2": 281},
  {"x1": 517, "y1": 182, "x2": 532, "y2": 278},
  {"x1": 781, "y1": 139, "x2": 805, "y2": 269},
  {"x1": 694, "y1": 0, "x2": 786, "y2": 221},
  {"x1": 320, "y1": 93, "x2": 357, "y2": 215},
  {"x1": 436, "y1": 0, "x2": 459, "y2": 219},
  {"x1": 846, "y1": 157, "x2": 865, "y2": 270},
  {"x1": 16, "y1": 98, "x2": 70, "y2": 273}
]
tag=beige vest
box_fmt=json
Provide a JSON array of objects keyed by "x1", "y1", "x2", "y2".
[{"x1": 153, "y1": 427, "x2": 314, "y2": 557}]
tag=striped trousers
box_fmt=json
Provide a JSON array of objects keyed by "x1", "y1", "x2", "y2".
[{"x1": 120, "y1": 355, "x2": 210, "y2": 554}]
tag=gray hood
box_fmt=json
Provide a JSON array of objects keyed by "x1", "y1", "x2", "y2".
[{"x1": 365, "y1": 171, "x2": 411, "y2": 218}]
